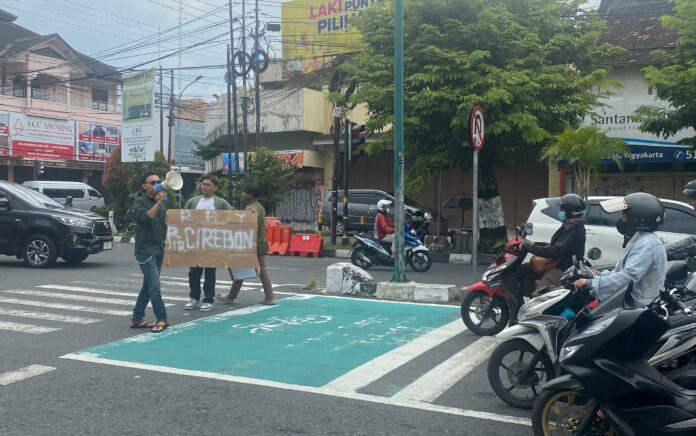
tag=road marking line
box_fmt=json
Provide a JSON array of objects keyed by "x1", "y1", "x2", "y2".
[
  {"x1": 391, "y1": 336, "x2": 500, "y2": 403},
  {"x1": 37, "y1": 285, "x2": 189, "y2": 302},
  {"x1": 0, "y1": 297, "x2": 132, "y2": 316},
  {"x1": 133, "y1": 274, "x2": 284, "y2": 288},
  {"x1": 3, "y1": 290, "x2": 174, "y2": 307},
  {"x1": 0, "y1": 308, "x2": 100, "y2": 324},
  {"x1": 71, "y1": 280, "x2": 259, "y2": 293},
  {"x1": 59, "y1": 354, "x2": 529, "y2": 427},
  {"x1": 0, "y1": 365, "x2": 56, "y2": 386},
  {"x1": 0, "y1": 321, "x2": 60, "y2": 334},
  {"x1": 323, "y1": 320, "x2": 465, "y2": 392}
]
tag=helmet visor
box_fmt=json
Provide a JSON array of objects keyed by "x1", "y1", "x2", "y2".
[{"x1": 600, "y1": 197, "x2": 628, "y2": 213}]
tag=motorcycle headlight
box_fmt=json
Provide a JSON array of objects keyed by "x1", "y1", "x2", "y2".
[
  {"x1": 560, "y1": 345, "x2": 581, "y2": 360},
  {"x1": 53, "y1": 215, "x2": 92, "y2": 228},
  {"x1": 425, "y1": 212, "x2": 433, "y2": 221},
  {"x1": 574, "y1": 313, "x2": 618, "y2": 341}
]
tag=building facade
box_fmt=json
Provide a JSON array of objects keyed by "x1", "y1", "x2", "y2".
[{"x1": 0, "y1": 9, "x2": 121, "y2": 189}]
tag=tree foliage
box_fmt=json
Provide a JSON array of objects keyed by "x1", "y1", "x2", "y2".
[
  {"x1": 541, "y1": 126, "x2": 628, "y2": 198},
  {"x1": 633, "y1": 0, "x2": 696, "y2": 146},
  {"x1": 239, "y1": 147, "x2": 298, "y2": 214},
  {"x1": 192, "y1": 139, "x2": 221, "y2": 161},
  {"x1": 342, "y1": 0, "x2": 622, "y2": 246},
  {"x1": 101, "y1": 146, "x2": 171, "y2": 222}
]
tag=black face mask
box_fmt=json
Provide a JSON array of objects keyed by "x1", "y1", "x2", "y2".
[{"x1": 616, "y1": 220, "x2": 634, "y2": 248}]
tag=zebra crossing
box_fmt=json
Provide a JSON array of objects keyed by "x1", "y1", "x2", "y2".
[{"x1": 0, "y1": 275, "x2": 267, "y2": 335}]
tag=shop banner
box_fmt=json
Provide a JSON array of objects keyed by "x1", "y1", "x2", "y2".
[
  {"x1": 275, "y1": 150, "x2": 304, "y2": 167},
  {"x1": 78, "y1": 122, "x2": 121, "y2": 161},
  {"x1": 164, "y1": 209, "x2": 258, "y2": 269},
  {"x1": 10, "y1": 113, "x2": 75, "y2": 160},
  {"x1": 602, "y1": 140, "x2": 693, "y2": 164},
  {"x1": 122, "y1": 69, "x2": 157, "y2": 162},
  {"x1": 0, "y1": 112, "x2": 8, "y2": 157}
]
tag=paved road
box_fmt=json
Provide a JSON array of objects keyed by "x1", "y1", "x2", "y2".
[{"x1": 0, "y1": 243, "x2": 531, "y2": 435}]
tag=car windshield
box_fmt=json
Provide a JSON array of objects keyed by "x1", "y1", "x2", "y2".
[{"x1": 5, "y1": 183, "x2": 64, "y2": 209}]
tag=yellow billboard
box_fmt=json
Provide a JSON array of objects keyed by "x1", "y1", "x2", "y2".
[{"x1": 281, "y1": 0, "x2": 385, "y2": 78}]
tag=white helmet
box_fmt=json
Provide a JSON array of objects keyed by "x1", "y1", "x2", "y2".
[{"x1": 377, "y1": 199, "x2": 393, "y2": 213}]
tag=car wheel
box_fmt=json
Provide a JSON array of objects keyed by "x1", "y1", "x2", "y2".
[
  {"x1": 22, "y1": 235, "x2": 57, "y2": 268},
  {"x1": 334, "y1": 220, "x2": 345, "y2": 236},
  {"x1": 63, "y1": 252, "x2": 89, "y2": 264}
]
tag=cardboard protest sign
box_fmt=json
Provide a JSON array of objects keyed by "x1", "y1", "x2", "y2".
[{"x1": 164, "y1": 209, "x2": 258, "y2": 269}]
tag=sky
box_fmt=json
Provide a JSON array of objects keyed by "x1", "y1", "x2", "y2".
[{"x1": 1, "y1": 0, "x2": 602, "y2": 101}]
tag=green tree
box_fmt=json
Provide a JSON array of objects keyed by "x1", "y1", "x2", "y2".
[
  {"x1": 240, "y1": 147, "x2": 298, "y2": 214},
  {"x1": 541, "y1": 126, "x2": 628, "y2": 198},
  {"x1": 192, "y1": 139, "x2": 221, "y2": 161},
  {"x1": 343, "y1": 0, "x2": 622, "y2": 249},
  {"x1": 101, "y1": 146, "x2": 171, "y2": 224},
  {"x1": 633, "y1": 0, "x2": 696, "y2": 146}
]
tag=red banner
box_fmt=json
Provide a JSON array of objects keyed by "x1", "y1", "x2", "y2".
[
  {"x1": 275, "y1": 150, "x2": 303, "y2": 167},
  {"x1": 12, "y1": 140, "x2": 75, "y2": 160}
]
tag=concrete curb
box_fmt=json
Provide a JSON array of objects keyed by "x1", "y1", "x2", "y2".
[{"x1": 375, "y1": 281, "x2": 459, "y2": 304}]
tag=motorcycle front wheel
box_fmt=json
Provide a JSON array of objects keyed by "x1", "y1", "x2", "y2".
[
  {"x1": 350, "y1": 246, "x2": 372, "y2": 270},
  {"x1": 532, "y1": 389, "x2": 617, "y2": 436},
  {"x1": 460, "y1": 290, "x2": 510, "y2": 336},
  {"x1": 408, "y1": 251, "x2": 432, "y2": 272},
  {"x1": 487, "y1": 339, "x2": 555, "y2": 409}
]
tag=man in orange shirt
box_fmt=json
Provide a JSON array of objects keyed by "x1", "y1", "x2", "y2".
[{"x1": 374, "y1": 199, "x2": 396, "y2": 257}]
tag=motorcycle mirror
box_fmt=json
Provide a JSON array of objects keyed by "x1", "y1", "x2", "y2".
[
  {"x1": 688, "y1": 257, "x2": 696, "y2": 272},
  {"x1": 587, "y1": 247, "x2": 602, "y2": 261},
  {"x1": 526, "y1": 222, "x2": 534, "y2": 229}
]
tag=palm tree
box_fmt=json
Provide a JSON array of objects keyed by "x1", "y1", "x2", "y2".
[{"x1": 541, "y1": 126, "x2": 629, "y2": 198}]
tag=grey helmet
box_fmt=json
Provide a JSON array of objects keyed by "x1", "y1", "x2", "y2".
[
  {"x1": 683, "y1": 179, "x2": 696, "y2": 200},
  {"x1": 600, "y1": 192, "x2": 665, "y2": 232}
]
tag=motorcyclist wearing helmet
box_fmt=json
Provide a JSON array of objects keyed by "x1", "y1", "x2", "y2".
[
  {"x1": 575, "y1": 192, "x2": 667, "y2": 305},
  {"x1": 522, "y1": 194, "x2": 587, "y2": 291},
  {"x1": 665, "y1": 179, "x2": 696, "y2": 261},
  {"x1": 374, "y1": 199, "x2": 396, "y2": 256}
]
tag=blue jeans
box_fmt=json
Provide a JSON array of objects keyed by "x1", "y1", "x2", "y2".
[{"x1": 132, "y1": 252, "x2": 168, "y2": 322}]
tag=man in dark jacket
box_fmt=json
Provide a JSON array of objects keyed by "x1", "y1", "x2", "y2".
[
  {"x1": 522, "y1": 194, "x2": 587, "y2": 291},
  {"x1": 666, "y1": 179, "x2": 696, "y2": 261}
]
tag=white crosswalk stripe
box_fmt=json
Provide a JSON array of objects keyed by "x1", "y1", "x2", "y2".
[
  {"x1": 3, "y1": 290, "x2": 175, "y2": 307},
  {"x1": 0, "y1": 308, "x2": 100, "y2": 324},
  {"x1": 0, "y1": 296, "x2": 132, "y2": 316},
  {"x1": 0, "y1": 321, "x2": 60, "y2": 334},
  {"x1": 0, "y1": 365, "x2": 56, "y2": 386},
  {"x1": 37, "y1": 285, "x2": 189, "y2": 302},
  {"x1": 76, "y1": 279, "x2": 259, "y2": 292}
]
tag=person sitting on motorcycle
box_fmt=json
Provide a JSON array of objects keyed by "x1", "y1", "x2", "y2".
[
  {"x1": 521, "y1": 194, "x2": 587, "y2": 292},
  {"x1": 374, "y1": 199, "x2": 396, "y2": 257},
  {"x1": 666, "y1": 179, "x2": 696, "y2": 261},
  {"x1": 575, "y1": 192, "x2": 667, "y2": 306}
]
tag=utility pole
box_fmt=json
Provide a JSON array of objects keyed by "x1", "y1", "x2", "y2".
[
  {"x1": 227, "y1": 0, "x2": 239, "y2": 187},
  {"x1": 342, "y1": 118, "x2": 350, "y2": 245},
  {"x1": 159, "y1": 67, "x2": 164, "y2": 155},
  {"x1": 392, "y1": 0, "x2": 407, "y2": 283},
  {"x1": 167, "y1": 69, "x2": 175, "y2": 164},
  {"x1": 241, "y1": 0, "x2": 249, "y2": 168},
  {"x1": 226, "y1": 45, "x2": 235, "y2": 203},
  {"x1": 254, "y1": 0, "x2": 261, "y2": 147}
]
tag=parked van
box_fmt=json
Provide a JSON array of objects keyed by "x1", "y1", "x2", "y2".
[{"x1": 22, "y1": 181, "x2": 104, "y2": 211}]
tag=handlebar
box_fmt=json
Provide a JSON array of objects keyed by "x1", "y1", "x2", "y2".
[{"x1": 661, "y1": 290, "x2": 693, "y2": 316}]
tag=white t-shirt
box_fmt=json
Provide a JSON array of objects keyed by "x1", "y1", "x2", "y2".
[{"x1": 196, "y1": 196, "x2": 215, "y2": 210}]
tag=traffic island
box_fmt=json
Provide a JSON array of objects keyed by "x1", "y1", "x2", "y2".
[
  {"x1": 376, "y1": 282, "x2": 457, "y2": 304},
  {"x1": 326, "y1": 262, "x2": 376, "y2": 296}
]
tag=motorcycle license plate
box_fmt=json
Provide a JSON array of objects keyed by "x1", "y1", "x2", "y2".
[{"x1": 103, "y1": 242, "x2": 113, "y2": 250}]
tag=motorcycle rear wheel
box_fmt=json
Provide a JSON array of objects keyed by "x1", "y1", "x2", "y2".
[
  {"x1": 350, "y1": 246, "x2": 372, "y2": 270},
  {"x1": 460, "y1": 290, "x2": 509, "y2": 336},
  {"x1": 532, "y1": 389, "x2": 617, "y2": 436},
  {"x1": 487, "y1": 339, "x2": 555, "y2": 409}
]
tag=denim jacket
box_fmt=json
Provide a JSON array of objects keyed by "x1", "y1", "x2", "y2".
[{"x1": 589, "y1": 231, "x2": 667, "y2": 305}]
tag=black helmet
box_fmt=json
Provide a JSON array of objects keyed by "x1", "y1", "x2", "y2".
[
  {"x1": 547, "y1": 194, "x2": 586, "y2": 218},
  {"x1": 683, "y1": 180, "x2": 696, "y2": 200},
  {"x1": 601, "y1": 192, "x2": 664, "y2": 232}
]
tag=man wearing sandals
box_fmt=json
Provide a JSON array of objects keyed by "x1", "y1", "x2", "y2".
[{"x1": 129, "y1": 172, "x2": 169, "y2": 333}]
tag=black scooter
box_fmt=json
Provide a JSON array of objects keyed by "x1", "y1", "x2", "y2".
[{"x1": 532, "y1": 284, "x2": 696, "y2": 436}]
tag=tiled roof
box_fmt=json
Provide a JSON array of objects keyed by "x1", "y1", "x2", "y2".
[
  {"x1": 599, "y1": 0, "x2": 678, "y2": 66},
  {"x1": 177, "y1": 98, "x2": 210, "y2": 123},
  {"x1": 0, "y1": 8, "x2": 118, "y2": 79}
]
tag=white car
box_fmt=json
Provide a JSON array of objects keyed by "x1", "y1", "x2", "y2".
[{"x1": 527, "y1": 196, "x2": 696, "y2": 266}]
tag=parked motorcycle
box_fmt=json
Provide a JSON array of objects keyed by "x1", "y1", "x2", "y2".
[
  {"x1": 350, "y1": 225, "x2": 433, "y2": 272},
  {"x1": 460, "y1": 223, "x2": 533, "y2": 336},
  {"x1": 532, "y1": 284, "x2": 696, "y2": 436}
]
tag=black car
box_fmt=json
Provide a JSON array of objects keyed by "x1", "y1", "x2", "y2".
[{"x1": 0, "y1": 181, "x2": 113, "y2": 268}]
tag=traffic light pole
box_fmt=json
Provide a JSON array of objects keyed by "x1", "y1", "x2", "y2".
[
  {"x1": 330, "y1": 112, "x2": 340, "y2": 245},
  {"x1": 342, "y1": 118, "x2": 350, "y2": 245},
  {"x1": 392, "y1": 0, "x2": 407, "y2": 283}
]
